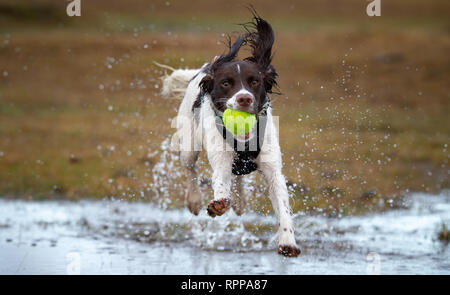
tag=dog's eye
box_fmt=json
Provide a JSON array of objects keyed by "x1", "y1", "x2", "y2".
[
  {"x1": 221, "y1": 81, "x2": 231, "y2": 87},
  {"x1": 250, "y1": 79, "x2": 260, "y2": 87}
]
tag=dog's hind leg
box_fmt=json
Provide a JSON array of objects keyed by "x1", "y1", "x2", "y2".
[
  {"x1": 231, "y1": 176, "x2": 246, "y2": 216},
  {"x1": 177, "y1": 113, "x2": 202, "y2": 215},
  {"x1": 164, "y1": 65, "x2": 206, "y2": 215},
  {"x1": 180, "y1": 150, "x2": 202, "y2": 215}
]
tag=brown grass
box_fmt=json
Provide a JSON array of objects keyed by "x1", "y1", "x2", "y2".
[{"x1": 0, "y1": 0, "x2": 449, "y2": 215}]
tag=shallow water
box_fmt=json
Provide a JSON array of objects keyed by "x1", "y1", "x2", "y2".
[{"x1": 0, "y1": 192, "x2": 449, "y2": 274}]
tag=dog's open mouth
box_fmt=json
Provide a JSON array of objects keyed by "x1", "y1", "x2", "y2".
[{"x1": 233, "y1": 125, "x2": 256, "y2": 142}]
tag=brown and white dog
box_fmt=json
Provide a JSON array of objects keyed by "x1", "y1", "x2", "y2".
[{"x1": 161, "y1": 13, "x2": 300, "y2": 257}]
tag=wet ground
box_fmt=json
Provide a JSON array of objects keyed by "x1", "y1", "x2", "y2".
[{"x1": 0, "y1": 191, "x2": 449, "y2": 274}]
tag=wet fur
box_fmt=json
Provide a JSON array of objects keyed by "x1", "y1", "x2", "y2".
[{"x1": 165, "y1": 12, "x2": 300, "y2": 257}]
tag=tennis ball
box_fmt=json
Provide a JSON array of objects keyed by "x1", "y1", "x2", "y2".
[{"x1": 222, "y1": 109, "x2": 256, "y2": 135}]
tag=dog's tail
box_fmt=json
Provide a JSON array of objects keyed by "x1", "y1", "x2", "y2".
[{"x1": 154, "y1": 61, "x2": 201, "y2": 99}]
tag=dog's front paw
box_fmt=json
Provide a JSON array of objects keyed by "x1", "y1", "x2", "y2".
[
  {"x1": 278, "y1": 245, "x2": 301, "y2": 257},
  {"x1": 207, "y1": 198, "x2": 230, "y2": 217}
]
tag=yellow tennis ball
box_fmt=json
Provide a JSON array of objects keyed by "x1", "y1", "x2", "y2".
[{"x1": 222, "y1": 109, "x2": 256, "y2": 135}]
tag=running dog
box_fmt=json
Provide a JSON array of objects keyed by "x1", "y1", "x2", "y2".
[{"x1": 160, "y1": 12, "x2": 300, "y2": 257}]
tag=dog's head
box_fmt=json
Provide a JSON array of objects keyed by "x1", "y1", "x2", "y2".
[{"x1": 199, "y1": 15, "x2": 278, "y2": 114}]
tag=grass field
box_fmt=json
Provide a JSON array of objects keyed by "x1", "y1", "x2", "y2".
[{"x1": 0, "y1": 0, "x2": 449, "y2": 215}]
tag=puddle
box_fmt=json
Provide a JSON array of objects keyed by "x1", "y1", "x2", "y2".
[{"x1": 0, "y1": 191, "x2": 449, "y2": 274}]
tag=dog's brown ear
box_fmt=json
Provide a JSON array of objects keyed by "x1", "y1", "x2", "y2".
[
  {"x1": 244, "y1": 16, "x2": 274, "y2": 69},
  {"x1": 199, "y1": 74, "x2": 213, "y2": 93},
  {"x1": 200, "y1": 36, "x2": 246, "y2": 93},
  {"x1": 210, "y1": 36, "x2": 246, "y2": 72},
  {"x1": 243, "y1": 12, "x2": 279, "y2": 93},
  {"x1": 264, "y1": 64, "x2": 278, "y2": 93}
]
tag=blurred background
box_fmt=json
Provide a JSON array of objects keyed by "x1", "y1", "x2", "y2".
[{"x1": 0, "y1": 0, "x2": 449, "y2": 216}]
